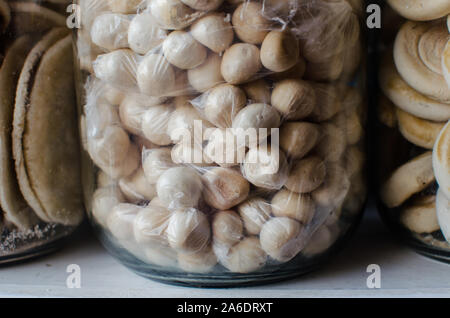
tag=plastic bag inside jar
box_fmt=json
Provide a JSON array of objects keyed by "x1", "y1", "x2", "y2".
[{"x1": 82, "y1": 0, "x2": 365, "y2": 274}]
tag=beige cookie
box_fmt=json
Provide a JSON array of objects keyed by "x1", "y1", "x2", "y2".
[
  {"x1": 396, "y1": 107, "x2": 445, "y2": 149},
  {"x1": 380, "y1": 152, "x2": 435, "y2": 208},
  {"x1": 387, "y1": 0, "x2": 450, "y2": 21},
  {"x1": 379, "y1": 52, "x2": 450, "y2": 122},
  {"x1": 436, "y1": 188, "x2": 450, "y2": 243},
  {"x1": 442, "y1": 39, "x2": 450, "y2": 88},
  {"x1": 13, "y1": 28, "x2": 69, "y2": 224},
  {"x1": 394, "y1": 21, "x2": 450, "y2": 103},
  {"x1": 20, "y1": 35, "x2": 84, "y2": 226},
  {"x1": 0, "y1": 35, "x2": 39, "y2": 230},
  {"x1": 400, "y1": 195, "x2": 440, "y2": 234},
  {"x1": 433, "y1": 120, "x2": 450, "y2": 199}
]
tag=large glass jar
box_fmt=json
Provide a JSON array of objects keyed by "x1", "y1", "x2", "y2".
[
  {"x1": 0, "y1": 0, "x2": 84, "y2": 264},
  {"x1": 376, "y1": 1, "x2": 450, "y2": 262},
  {"x1": 76, "y1": 0, "x2": 367, "y2": 286}
]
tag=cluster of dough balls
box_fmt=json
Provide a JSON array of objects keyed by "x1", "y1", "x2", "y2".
[
  {"x1": 378, "y1": 3, "x2": 450, "y2": 245},
  {"x1": 78, "y1": 0, "x2": 366, "y2": 274}
]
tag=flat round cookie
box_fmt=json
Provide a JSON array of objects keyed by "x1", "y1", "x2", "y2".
[
  {"x1": 433, "y1": 120, "x2": 450, "y2": 200},
  {"x1": 394, "y1": 21, "x2": 450, "y2": 103},
  {"x1": 442, "y1": 39, "x2": 450, "y2": 88},
  {"x1": 9, "y1": 2, "x2": 65, "y2": 35},
  {"x1": 23, "y1": 35, "x2": 84, "y2": 226},
  {"x1": 13, "y1": 28, "x2": 69, "y2": 223},
  {"x1": 395, "y1": 107, "x2": 446, "y2": 149},
  {"x1": 379, "y1": 52, "x2": 450, "y2": 122},
  {"x1": 0, "y1": 35, "x2": 39, "y2": 230},
  {"x1": 387, "y1": 0, "x2": 450, "y2": 21}
]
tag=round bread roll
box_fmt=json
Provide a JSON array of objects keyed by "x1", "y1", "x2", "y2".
[
  {"x1": 96, "y1": 144, "x2": 141, "y2": 180},
  {"x1": 212, "y1": 210, "x2": 244, "y2": 246},
  {"x1": 167, "y1": 208, "x2": 211, "y2": 252},
  {"x1": 92, "y1": 186, "x2": 124, "y2": 227},
  {"x1": 396, "y1": 107, "x2": 445, "y2": 149},
  {"x1": 400, "y1": 195, "x2": 440, "y2": 234},
  {"x1": 203, "y1": 84, "x2": 246, "y2": 128},
  {"x1": 436, "y1": 188, "x2": 450, "y2": 242},
  {"x1": 191, "y1": 13, "x2": 234, "y2": 53},
  {"x1": 90, "y1": 13, "x2": 130, "y2": 51},
  {"x1": 144, "y1": 244, "x2": 178, "y2": 267},
  {"x1": 119, "y1": 167, "x2": 157, "y2": 203},
  {"x1": 271, "y1": 79, "x2": 316, "y2": 120},
  {"x1": 128, "y1": 13, "x2": 167, "y2": 55},
  {"x1": 286, "y1": 156, "x2": 327, "y2": 193},
  {"x1": 88, "y1": 125, "x2": 130, "y2": 168},
  {"x1": 387, "y1": 0, "x2": 450, "y2": 21},
  {"x1": 204, "y1": 128, "x2": 245, "y2": 167},
  {"x1": 85, "y1": 102, "x2": 120, "y2": 139},
  {"x1": 137, "y1": 53, "x2": 176, "y2": 96},
  {"x1": 181, "y1": 0, "x2": 223, "y2": 11},
  {"x1": 232, "y1": 2, "x2": 271, "y2": 44},
  {"x1": 162, "y1": 30, "x2": 207, "y2": 69},
  {"x1": 308, "y1": 83, "x2": 342, "y2": 122},
  {"x1": 107, "y1": 203, "x2": 141, "y2": 241},
  {"x1": 242, "y1": 145, "x2": 289, "y2": 190},
  {"x1": 260, "y1": 30, "x2": 299, "y2": 73},
  {"x1": 271, "y1": 189, "x2": 315, "y2": 223},
  {"x1": 142, "y1": 148, "x2": 176, "y2": 183},
  {"x1": 312, "y1": 163, "x2": 350, "y2": 208},
  {"x1": 394, "y1": 21, "x2": 450, "y2": 103},
  {"x1": 133, "y1": 204, "x2": 171, "y2": 245},
  {"x1": 118, "y1": 97, "x2": 147, "y2": 136},
  {"x1": 141, "y1": 104, "x2": 173, "y2": 146},
  {"x1": 242, "y1": 79, "x2": 271, "y2": 104},
  {"x1": 381, "y1": 152, "x2": 435, "y2": 208},
  {"x1": 216, "y1": 236, "x2": 267, "y2": 273},
  {"x1": 302, "y1": 225, "x2": 338, "y2": 257},
  {"x1": 156, "y1": 167, "x2": 203, "y2": 208},
  {"x1": 260, "y1": 217, "x2": 304, "y2": 262},
  {"x1": 149, "y1": 0, "x2": 204, "y2": 30},
  {"x1": 279, "y1": 122, "x2": 320, "y2": 160},
  {"x1": 108, "y1": 0, "x2": 142, "y2": 13},
  {"x1": 314, "y1": 123, "x2": 347, "y2": 163},
  {"x1": 177, "y1": 246, "x2": 218, "y2": 273},
  {"x1": 232, "y1": 103, "x2": 281, "y2": 145},
  {"x1": 237, "y1": 197, "x2": 271, "y2": 235},
  {"x1": 379, "y1": 52, "x2": 450, "y2": 122},
  {"x1": 221, "y1": 43, "x2": 262, "y2": 84},
  {"x1": 433, "y1": 120, "x2": 450, "y2": 199},
  {"x1": 187, "y1": 53, "x2": 224, "y2": 92},
  {"x1": 202, "y1": 167, "x2": 250, "y2": 210},
  {"x1": 171, "y1": 141, "x2": 213, "y2": 167},
  {"x1": 93, "y1": 49, "x2": 138, "y2": 89},
  {"x1": 167, "y1": 104, "x2": 213, "y2": 144}
]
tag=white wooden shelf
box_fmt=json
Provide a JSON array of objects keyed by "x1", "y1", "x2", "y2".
[{"x1": 1, "y1": 203, "x2": 449, "y2": 298}]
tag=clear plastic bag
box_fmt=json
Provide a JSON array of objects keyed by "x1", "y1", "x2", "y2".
[{"x1": 76, "y1": 0, "x2": 367, "y2": 285}]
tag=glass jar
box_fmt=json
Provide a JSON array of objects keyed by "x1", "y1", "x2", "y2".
[
  {"x1": 75, "y1": 0, "x2": 367, "y2": 287},
  {"x1": 376, "y1": 1, "x2": 450, "y2": 262},
  {"x1": 0, "y1": 0, "x2": 84, "y2": 264}
]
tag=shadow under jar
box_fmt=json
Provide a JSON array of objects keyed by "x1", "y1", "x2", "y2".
[
  {"x1": 0, "y1": 0, "x2": 85, "y2": 264},
  {"x1": 376, "y1": 1, "x2": 450, "y2": 262},
  {"x1": 75, "y1": 0, "x2": 367, "y2": 287}
]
